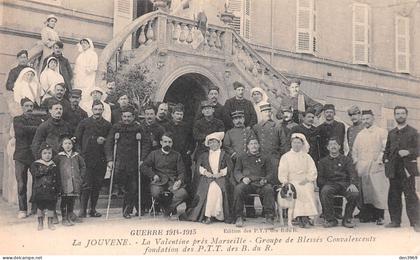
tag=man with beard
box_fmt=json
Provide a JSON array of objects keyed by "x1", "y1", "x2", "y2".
[
  {"x1": 291, "y1": 108, "x2": 321, "y2": 164},
  {"x1": 162, "y1": 104, "x2": 194, "y2": 187},
  {"x1": 75, "y1": 100, "x2": 112, "y2": 218},
  {"x1": 194, "y1": 86, "x2": 224, "y2": 122},
  {"x1": 41, "y1": 83, "x2": 72, "y2": 119},
  {"x1": 223, "y1": 110, "x2": 256, "y2": 160},
  {"x1": 6, "y1": 50, "x2": 30, "y2": 91},
  {"x1": 111, "y1": 94, "x2": 131, "y2": 124},
  {"x1": 276, "y1": 106, "x2": 299, "y2": 140},
  {"x1": 223, "y1": 81, "x2": 257, "y2": 130},
  {"x1": 352, "y1": 110, "x2": 388, "y2": 225},
  {"x1": 105, "y1": 106, "x2": 152, "y2": 218},
  {"x1": 13, "y1": 98, "x2": 43, "y2": 218},
  {"x1": 65, "y1": 89, "x2": 88, "y2": 134},
  {"x1": 41, "y1": 41, "x2": 73, "y2": 95},
  {"x1": 346, "y1": 105, "x2": 364, "y2": 158},
  {"x1": 317, "y1": 104, "x2": 345, "y2": 159},
  {"x1": 142, "y1": 105, "x2": 165, "y2": 151},
  {"x1": 383, "y1": 106, "x2": 420, "y2": 232},
  {"x1": 193, "y1": 100, "x2": 225, "y2": 161},
  {"x1": 141, "y1": 133, "x2": 189, "y2": 217},
  {"x1": 156, "y1": 102, "x2": 170, "y2": 125}
]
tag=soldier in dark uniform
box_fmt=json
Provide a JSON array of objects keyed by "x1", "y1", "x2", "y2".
[
  {"x1": 155, "y1": 102, "x2": 170, "y2": 125},
  {"x1": 6, "y1": 50, "x2": 30, "y2": 91},
  {"x1": 65, "y1": 89, "x2": 88, "y2": 134},
  {"x1": 41, "y1": 83, "x2": 72, "y2": 119},
  {"x1": 223, "y1": 81, "x2": 258, "y2": 130},
  {"x1": 111, "y1": 93, "x2": 131, "y2": 125},
  {"x1": 291, "y1": 108, "x2": 321, "y2": 165},
  {"x1": 194, "y1": 86, "x2": 224, "y2": 122},
  {"x1": 13, "y1": 98, "x2": 43, "y2": 218},
  {"x1": 75, "y1": 100, "x2": 112, "y2": 218},
  {"x1": 346, "y1": 105, "x2": 364, "y2": 158},
  {"x1": 105, "y1": 106, "x2": 152, "y2": 218},
  {"x1": 141, "y1": 105, "x2": 165, "y2": 151},
  {"x1": 276, "y1": 106, "x2": 299, "y2": 140},
  {"x1": 317, "y1": 104, "x2": 346, "y2": 159},
  {"x1": 192, "y1": 100, "x2": 225, "y2": 161}
]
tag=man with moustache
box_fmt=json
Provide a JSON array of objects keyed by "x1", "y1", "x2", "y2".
[
  {"x1": 142, "y1": 105, "x2": 165, "y2": 151},
  {"x1": 41, "y1": 83, "x2": 72, "y2": 118},
  {"x1": 383, "y1": 106, "x2": 420, "y2": 232},
  {"x1": 277, "y1": 106, "x2": 299, "y2": 139},
  {"x1": 111, "y1": 94, "x2": 131, "y2": 124},
  {"x1": 65, "y1": 89, "x2": 88, "y2": 134},
  {"x1": 75, "y1": 100, "x2": 112, "y2": 218},
  {"x1": 13, "y1": 98, "x2": 43, "y2": 218},
  {"x1": 156, "y1": 102, "x2": 170, "y2": 125},
  {"x1": 317, "y1": 104, "x2": 346, "y2": 159},
  {"x1": 6, "y1": 50, "x2": 30, "y2": 91},
  {"x1": 346, "y1": 105, "x2": 364, "y2": 158},
  {"x1": 195, "y1": 86, "x2": 224, "y2": 122},
  {"x1": 105, "y1": 106, "x2": 152, "y2": 218},
  {"x1": 223, "y1": 81, "x2": 257, "y2": 130}
]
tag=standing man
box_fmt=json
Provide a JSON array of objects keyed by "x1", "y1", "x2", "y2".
[
  {"x1": 41, "y1": 83, "x2": 72, "y2": 118},
  {"x1": 318, "y1": 138, "x2": 359, "y2": 228},
  {"x1": 41, "y1": 41, "x2": 73, "y2": 94},
  {"x1": 65, "y1": 89, "x2": 88, "y2": 134},
  {"x1": 383, "y1": 106, "x2": 420, "y2": 232},
  {"x1": 346, "y1": 105, "x2": 364, "y2": 158},
  {"x1": 6, "y1": 50, "x2": 30, "y2": 91},
  {"x1": 317, "y1": 104, "x2": 346, "y2": 159},
  {"x1": 352, "y1": 110, "x2": 389, "y2": 225},
  {"x1": 291, "y1": 108, "x2": 321, "y2": 165},
  {"x1": 195, "y1": 86, "x2": 224, "y2": 122},
  {"x1": 105, "y1": 106, "x2": 152, "y2": 218},
  {"x1": 75, "y1": 100, "x2": 112, "y2": 218},
  {"x1": 156, "y1": 102, "x2": 170, "y2": 125},
  {"x1": 111, "y1": 94, "x2": 131, "y2": 124},
  {"x1": 13, "y1": 98, "x2": 43, "y2": 218},
  {"x1": 223, "y1": 81, "x2": 257, "y2": 130},
  {"x1": 276, "y1": 106, "x2": 298, "y2": 139},
  {"x1": 142, "y1": 105, "x2": 165, "y2": 151}
]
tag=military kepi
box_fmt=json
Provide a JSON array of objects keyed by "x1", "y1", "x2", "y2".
[
  {"x1": 231, "y1": 110, "x2": 245, "y2": 118},
  {"x1": 259, "y1": 103, "x2": 272, "y2": 112}
]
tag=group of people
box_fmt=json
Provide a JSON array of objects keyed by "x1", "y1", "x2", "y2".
[{"x1": 5, "y1": 14, "x2": 420, "y2": 233}]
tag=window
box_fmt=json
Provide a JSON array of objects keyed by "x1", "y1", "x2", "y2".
[
  {"x1": 228, "y1": 0, "x2": 251, "y2": 40},
  {"x1": 395, "y1": 15, "x2": 410, "y2": 73},
  {"x1": 296, "y1": 0, "x2": 316, "y2": 54},
  {"x1": 352, "y1": 3, "x2": 370, "y2": 64}
]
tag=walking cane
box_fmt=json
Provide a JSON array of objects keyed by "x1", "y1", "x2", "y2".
[
  {"x1": 136, "y1": 133, "x2": 142, "y2": 219},
  {"x1": 106, "y1": 132, "x2": 120, "y2": 220}
]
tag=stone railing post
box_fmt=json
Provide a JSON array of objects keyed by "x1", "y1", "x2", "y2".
[
  {"x1": 224, "y1": 29, "x2": 233, "y2": 67},
  {"x1": 156, "y1": 13, "x2": 168, "y2": 56}
]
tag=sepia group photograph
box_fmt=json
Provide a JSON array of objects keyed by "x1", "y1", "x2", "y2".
[{"x1": 0, "y1": 0, "x2": 420, "y2": 258}]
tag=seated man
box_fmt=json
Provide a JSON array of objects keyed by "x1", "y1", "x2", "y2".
[
  {"x1": 233, "y1": 137, "x2": 275, "y2": 227},
  {"x1": 318, "y1": 138, "x2": 360, "y2": 228},
  {"x1": 141, "y1": 133, "x2": 189, "y2": 217}
]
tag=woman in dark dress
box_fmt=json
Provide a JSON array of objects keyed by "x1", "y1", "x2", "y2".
[{"x1": 180, "y1": 132, "x2": 233, "y2": 224}]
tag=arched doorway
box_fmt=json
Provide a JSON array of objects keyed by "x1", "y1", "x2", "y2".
[{"x1": 163, "y1": 73, "x2": 215, "y2": 129}]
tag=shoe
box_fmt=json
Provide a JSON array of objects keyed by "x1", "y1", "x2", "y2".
[
  {"x1": 376, "y1": 218, "x2": 384, "y2": 225},
  {"x1": 47, "y1": 217, "x2": 56, "y2": 230},
  {"x1": 359, "y1": 218, "x2": 370, "y2": 223},
  {"x1": 323, "y1": 220, "x2": 338, "y2": 228},
  {"x1": 302, "y1": 217, "x2": 311, "y2": 228},
  {"x1": 69, "y1": 212, "x2": 83, "y2": 223},
  {"x1": 385, "y1": 222, "x2": 401, "y2": 228},
  {"x1": 123, "y1": 213, "x2": 131, "y2": 219},
  {"x1": 235, "y1": 217, "x2": 244, "y2": 227},
  {"x1": 79, "y1": 211, "x2": 87, "y2": 218},
  {"x1": 37, "y1": 217, "x2": 44, "y2": 231},
  {"x1": 342, "y1": 219, "x2": 356, "y2": 228},
  {"x1": 17, "y1": 211, "x2": 27, "y2": 219},
  {"x1": 52, "y1": 211, "x2": 59, "y2": 224},
  {"x1": 61, "y1": 211, "x2": 73, "y2": 226},
  {"x1": 203, "y1": 217, "x2": 212, "y2": 224},
  {"x1": 266, "y1": 216, "x2": 274, "y2": 226}
]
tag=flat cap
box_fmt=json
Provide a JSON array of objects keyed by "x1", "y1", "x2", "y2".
[{"x1": 347, "y1": 105, "x2": 361, "y2": 116}]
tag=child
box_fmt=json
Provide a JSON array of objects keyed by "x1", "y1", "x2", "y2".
[
  {"x1": 30, "y1": 143, "x2": 60, "y2": 231},
  {"x1": 55, "y1": 135, "x2": 86, "y2": 226}
]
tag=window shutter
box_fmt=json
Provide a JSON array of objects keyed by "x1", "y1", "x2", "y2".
[
  {"x1": 113, "y1": 0, "x2": 134, "y2": 50},
  {"x1": 228, "y1": 0, "x2": 242, "y2": 35},
  {"x1": 395, "y1": 16, "x2": 410, "y2": 73},
  {"x1": 228, "y1": 0, "x2": 251, "y2": 40},
  {"x1": 243, "y1": 0, "x2": 251, "y2": 40},
  {"x1": 296, "y1": 0, "x2": 315, "y2": 54},
  {"x1": 352, "y1": 3, "x2": 370, "y2": 64}
]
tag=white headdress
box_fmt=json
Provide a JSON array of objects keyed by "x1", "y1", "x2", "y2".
[
  {"x1": 205, "y1": 132, "x2": 225, "y2": 147},
  {"x1": 291, "y1": 133, "x2": 310, "y2": 154}
]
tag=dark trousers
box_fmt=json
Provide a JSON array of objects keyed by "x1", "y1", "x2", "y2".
[
  {"x1": 80, "y1": 163, "x2": 106, "y2": 213},
  {"x1": 233, "y1": 183, "x2": 275, "y2": 218},
  {"x1": 359, "y1": 203, "x2": 384, "y2": 221},
  {"x1": 320, "y1": 183, "x2": 359, "y2": 222},
  {"x1": 15, "y1": 160, "x2": 32, "y2": 211},
  {"x1": 61, "y1": 196, "x2": 76, "y2": 215},
  {"x1": 388, "y1": 172, "x2": 420, "y2": 226},
  {"x1": 37, "y1": 200, "x2": 56, "y2": 217}
]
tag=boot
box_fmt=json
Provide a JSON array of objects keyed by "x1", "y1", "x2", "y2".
[
  {"x1": 47, "y1": 217, "x2": 56, "y2": 230},
  {"x1": 61, "y1": 207, "x2": 73, "y2": 226},
  {"x1": 68, "y1": 200, "x2": 82, "y2": 223},
  {"x1": 37, "y1": 216, "x2": 44, "y2": 231}
]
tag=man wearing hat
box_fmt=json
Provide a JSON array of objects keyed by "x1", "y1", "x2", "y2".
[
  {"x1": 223, "y1": 110, "x2": 256, "y2": 160},
  {"x1": 317, "y1": 104, "x2": 346, "y2": 159},
  {"x1": 352, "y1": 110, "x2": 389, "y2": 225},
  {"x1": 279, "y1": 78, "x2": 323, "y2": 124},
  {"x1": 276, "y1": 106, "x2": 298, "y2": 139},
  {"x1": 252, "y1": 103, "x2": 289, "y2": 164},
  {"x1": 75, "y1": 100, "x2": 112, "y2": 218},
  {"x1": 194, "y1": 86, "x2": 224, "y2": 122},
  {"x1": 105, "y1": 105, "x2": 152, "y2": 218},
  {"x1": 65, "y1": 89, "x2": 88, "y2": 134},
  {"x1": 193, "y1": 100, "x2": 225, "y2": 161},
  {"x1": 13, "y1": 98, "x2": 43, "y2": 218},
  {"x1": 6, "y1": 50, "x2": 30, "y2": 91},
  {"x1": 346, "y1": 105, "x2": 364, "y2": 158},
  {"x1": 81, "y1": 87, "x2": 112, "y2": 123},
  {"x1": 291, "y1": 108, "x2": 321, "y2": 164},
  {"x1": 223, "y1": 81, "x2": 257, "y2": 130}
]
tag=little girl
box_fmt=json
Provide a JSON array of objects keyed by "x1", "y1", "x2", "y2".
[
  {"x1": 55, "y1": 135, "x2": 86, "y2": 226},
  {"x1": 30, "y1": 143, "x2": 60, "y2": 231}
]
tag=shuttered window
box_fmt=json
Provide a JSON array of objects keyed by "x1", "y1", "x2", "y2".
[
  {"x1": 352, "y1": 3, "x2": 370, "y2": 64},
  {"x1": 113, "y1": 0, "x2": 134, "y2": 50},
  {"x1": 228, "y1": 0, "x2": 251, "y2": 40},
  {"x1": 296, "y1": 0, "x2": 316, "y2": 54},
  {"x1": 395, "y1": 15, "x2": 410, "y2": 73}
]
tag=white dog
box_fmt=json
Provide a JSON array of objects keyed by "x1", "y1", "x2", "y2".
[{"x1": 277, "y1": 183, "x2": 297, "y2": 227}]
